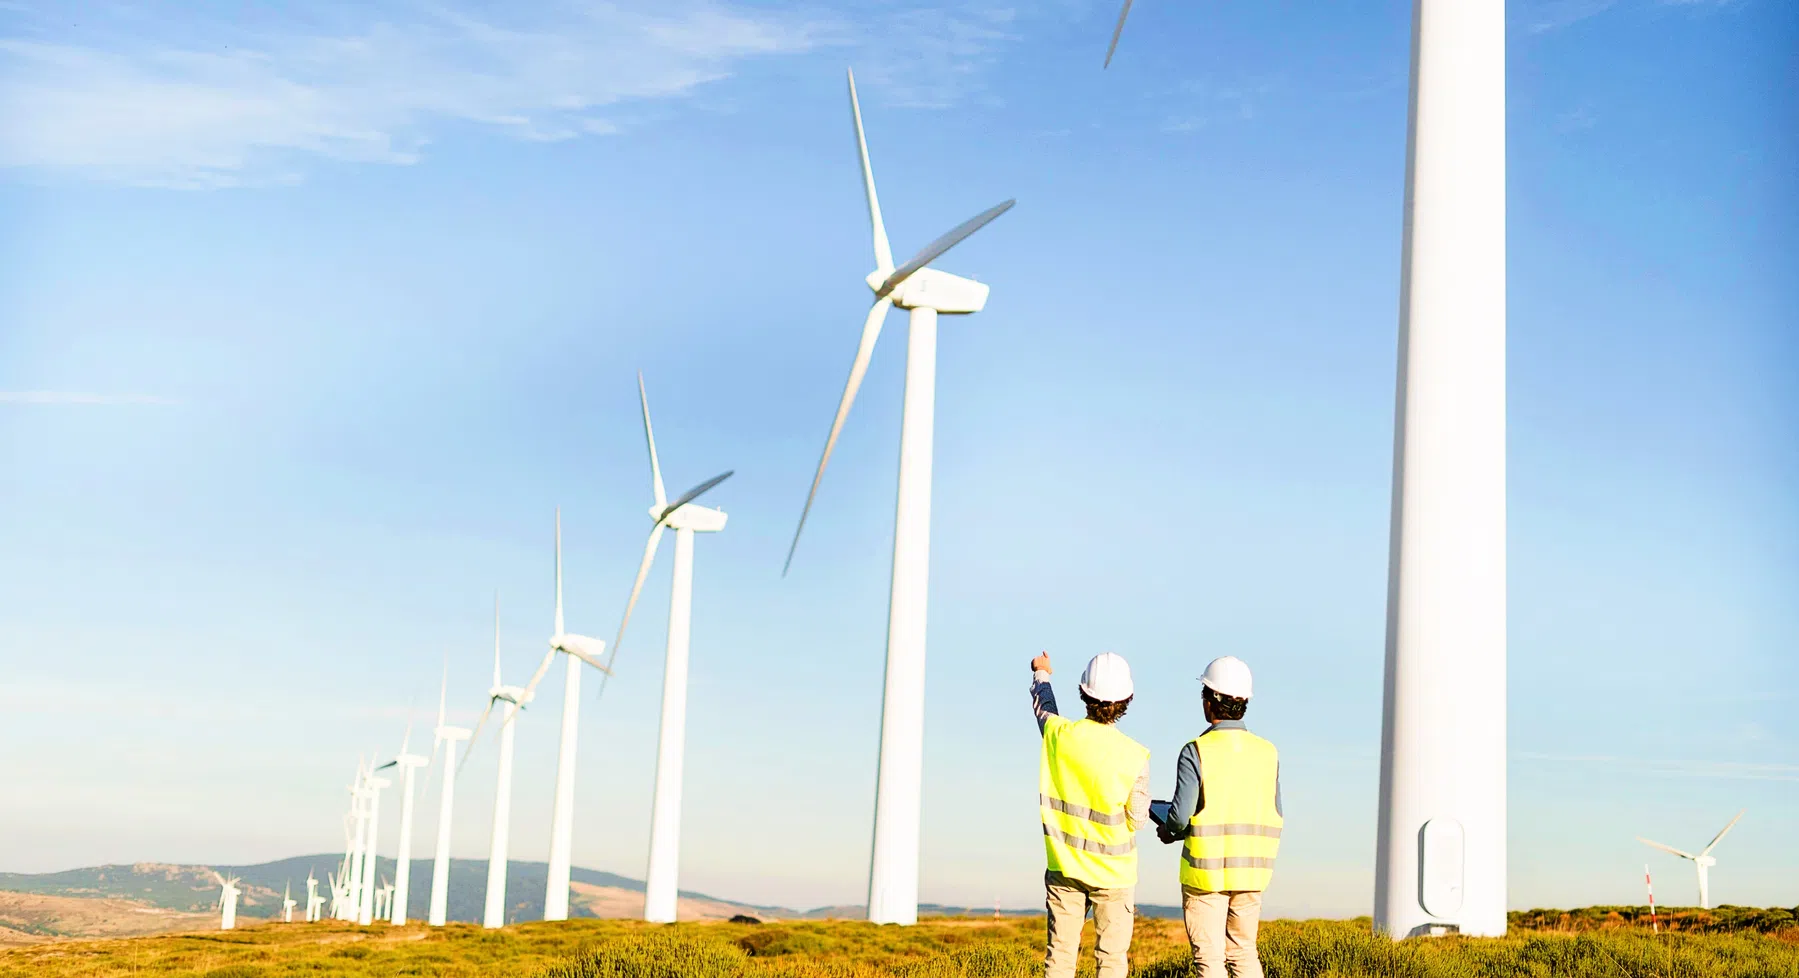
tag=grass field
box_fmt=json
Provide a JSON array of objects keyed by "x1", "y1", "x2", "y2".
[{"x1": 2, "y1": 911, "x2": 1795, "y2": 977}]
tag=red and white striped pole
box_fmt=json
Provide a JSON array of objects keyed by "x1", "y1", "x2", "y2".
[{"x1": 1644, "y1": 864, "x2": 1660, "y2": 933}]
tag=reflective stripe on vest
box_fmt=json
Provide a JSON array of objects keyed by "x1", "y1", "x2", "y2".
[
  {"x1": 1181, "y1": 728, "x2": 1281, "y2": 892},
  {"x1": 1039, "y1": 714, "x2": 1150, "y2": 889}
]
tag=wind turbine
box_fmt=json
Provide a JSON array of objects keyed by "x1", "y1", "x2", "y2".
[
  {"x1": 782, "y1": 69, "x2": 1014, "y2": 927},
  {"x1": 462, "y1": 595, "x2": 532, "y2": 929},
  {"x1": 427, "y1": 658, "x2": 472, "y2": 927},
  {"x1": 306, "y1": 870, "x2": 324, "y2": 922},
  {"x1": 214, "y1": 873, "x2": 241, "y2": 930},
  {"x1": 360, "y1": 769, "x2": 391, "y2": 926},
  {"x1": 514, "y1": 509, "x2": 611, "y2": 922},
  {"x1": 611, "y1": 373, "x2": 734, "y2": 923},
  {"x1": 1105, "y1": 0, "x2": 1509, "y2": 939},
  {"x1": 1639, "y1": 810, "x2": 1745, "y2": 910},
  {"x1": 342, "y1": 763, "x2": 370, "y2": 921},
  {"x1": 376, "y1": 720, "x2": 430, "y2": 924},
  {"x1": 283, "y1": 880, "x2": 296, "y2": 923},
  {"x1": 376, "y1": 878, "x2": 395, "y2": 921}
]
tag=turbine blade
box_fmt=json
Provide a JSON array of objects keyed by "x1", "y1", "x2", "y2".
[
  {"x1": 491, "y1": 593, "x2": 502, "y2": 688},
  {"x1": 659, "y1": 471, "x2": 734, "y2": 522},
  {"x1": 875, "y1": 199, "x2": 1015, "y2": 300},
  {"x1": 784, "y1": 297, "x2": 891, "y2": 574},
  {"x1": 1637, "y1": 837, "x2": 1696, "y2": 860},
  {"x1": 376, "y1": 758, "x2": 398, "y2": 771},
  {"x1": 1701, "y1": 809, "x2": 1745, "y2": 856},
  {"x1": 566, "y1": 642, "x2": 613, "y2": 675},
  {"x1": 400, "y1": 713, "x2": 414, "y2": 757},
  {"x1": 436, "y1": 652, "x2": 448, "y2": 729},
  {"x1": 847, "y1": 68, "x2": 894, "y2": 273},
  {"x1": 1103, "y1": 0, "x2": 1134, "y2": 69},
  {"x1": 554, "y1": 507, "x2": 565, "y2": 636},
  {"x1": 610, "y1": 523, "x2": 667, "y2": 666},
  {"x1": 519, "y1": 645, "x2": 558, "y2": 702},
  {"x1": 638, "y1": 372, "x2": 667, "y2": 508},
  {"x1": 460, "y1": 699, "x2": 497, "y2": 772}
]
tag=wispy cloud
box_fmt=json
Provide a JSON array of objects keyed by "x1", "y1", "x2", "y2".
[
  {"x1": 0, "y1": 2, "x2": 1037, "y2": 188},
  {"x1": 1526, "y1": 0, "x2": 1743, "y2": 34},
  {"x1": 1160, "y1": 77, "x2": 1276, "y2": 135},
  {"x1": 1518, "y1": 751, "x2": 1799, "y2": 783},
  {"x1": 0, "y1": 391, "x2": 178, "y2": 405}
]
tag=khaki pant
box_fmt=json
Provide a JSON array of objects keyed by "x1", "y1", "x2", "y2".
[
  {"x1": 1044, "y1": 870, "x2": 1134, "y2": 978},
  {"x1": 1181, "y1": 887, "x2": 1264, "y2": 978}
]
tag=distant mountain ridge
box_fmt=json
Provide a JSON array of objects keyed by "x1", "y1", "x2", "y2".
[{"x1": 0, "y1": 856, "x2": 793, "y2": 924}]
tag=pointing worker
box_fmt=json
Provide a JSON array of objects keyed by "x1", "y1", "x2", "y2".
[
  {"x1": 1152, "y1": 656, "x2": 1282, "y2": 978},
  {"x1": 1031, "y1": 651, "x2": 1150, "y2": 978}
]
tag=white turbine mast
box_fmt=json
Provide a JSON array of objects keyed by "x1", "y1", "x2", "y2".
[
  {"x1": 305, "y1": 869, "x2": 324, "y2": 923},
  {"x1": 610, "y1": 372, "x2": 734, "y2": 923},
  {"x1": 214, "y1": 873, "x2": 241, "y2": 931},
  {"x1": 427, "y1": 655, "x2": 472, "y2": 927},
  {"x1": 783, "y1": 68, "x2": 1013, "y2": 926},
  {"x1": 1639, "y1": 809, "x2": 1745, "y2": 910},
  {"x1": 462, "y1": 594, "x2": 532, "y2": 929},
  {"x1": 360, "y1": 765, "x2": 392, "y2": 926},
  {"x1": 341, "y1": 760, "x2": 370, "y2": 921},
  {"x1": 283, "y1": 880, "x2": 296, "y2": 923},
  {"x1": 515, "y1": 508, "x2": 612, "y2": 921},
  {"x1": 1105, "y1": 0, "x2": 1509, "y2": 939},
  {"x1": 376, "y1": 716, "x2": 431, "y2": 924}
]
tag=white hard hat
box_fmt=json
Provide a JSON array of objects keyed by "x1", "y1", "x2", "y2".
[
  {"x1": 1079, "y1": 652, "x2": 1135, "y2": 703},
  {"x1": 1200, "y1": 656, "x2": 1253, "y2": 699}
]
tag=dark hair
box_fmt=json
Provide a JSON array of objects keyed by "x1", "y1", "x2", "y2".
[
  {"x1": 1203, "y1": 686, "x2": 1248, "y2": 721},
  {"x1": 1080, "y1": 691, "x2": 1132, "y2": 724}
]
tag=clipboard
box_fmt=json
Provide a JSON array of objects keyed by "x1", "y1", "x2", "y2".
[{"x1": 1150, "y1": 800, "x2": 1173, "y2": 825}]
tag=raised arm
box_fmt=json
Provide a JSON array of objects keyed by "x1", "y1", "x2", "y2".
[{"x1": 1030, "y1": 652, "x2": 1059, "y2": 734}]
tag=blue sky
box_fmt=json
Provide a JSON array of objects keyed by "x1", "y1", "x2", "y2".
[{"x1": 1, "y1": 0, "x2": 1794, "y2": 917}]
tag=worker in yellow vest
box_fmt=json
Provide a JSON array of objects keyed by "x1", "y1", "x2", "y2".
[
  {"x1": 1031, "y1": 651, "x2": 1150, "y2": 978},
  {"x1": 1151, "y1": 656, "x2": 1282, "y2": 978}
]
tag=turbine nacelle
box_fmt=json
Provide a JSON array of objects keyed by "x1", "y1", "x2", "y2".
[
  {"x1": 489, "y1": 685, "x2": 530, "y2": 708},
  {"x1": 549, "y1": 632, "x2": 611, "y2": 672},
  {"x1": 870, "y1": 266, "x2": 990, "y2": 314},
  {"x1": 652, "y1": 501, "x2": 728, "y2": 533}
]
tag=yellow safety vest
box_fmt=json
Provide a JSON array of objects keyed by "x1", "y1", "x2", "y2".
[
  {"x1": 1039, "y1": 714, "x2": 1150, "y2": 889},
  {"x1": 1180, "y1": 727, "x2": 1282, "y2": 892}
]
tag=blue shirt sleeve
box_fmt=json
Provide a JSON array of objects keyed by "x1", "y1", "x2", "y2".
[
  {"x1": 1031, "y1": 670, "x2": 1059, "y2": 734},
  {"x1": 1157, "y1": 741, "x2": 1201, "y2": 843}
]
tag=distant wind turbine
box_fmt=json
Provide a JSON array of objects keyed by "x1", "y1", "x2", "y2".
[
  {"x1": 306, "y1": 869, "x2": 324, "y2": 923},
  {"x1": 783, "y1": 68, "x2": 1013, "y2": 926},
  {"x1": 427, "y1": 657, "x2": 472, "y2": 927},
  {"x1": 376, "y1": 719, "x2": 430, "y2": 924},
  {"x1": 463, "y1": 595, "x2": 532, "y2": 929},
  {"x1": 515, "y1": 509, "x2": 611, "y2": 922},
  {"x1": 1639, "y1": 809, "x2": 1745, "y2": 910},
  {"x1": 214, "y1": 873, "x2": 241, "y2": 930},
  {"x1": 359, "y1": 769, "x2": 391, "y2": 925},
  {"x1": 283, "y1": 880, "x2": 296, "y2": 923},
  {"x1": 611, "y1": 373, "x2": 733, "y2": 923}
]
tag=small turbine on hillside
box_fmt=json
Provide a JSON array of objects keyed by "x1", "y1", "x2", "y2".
[
  {"x1": 214, "y1": 873, "x2": 241, "y2": 930},
  {"x1": 427, "y1": 657, "x2": 472, "y2": 927},
  {"x1": 1639, "y1": 809, "x2": 1745, "y2": 910},
  {"x1": 359, "y1": 768, "x2": 392, "y2": 926},
  {"x1": 782, "y1": 68, "x2": 1013, "y2": 926},
  {"x1": 376, "y1": 720, "x2": 430, "y2": 924},
  {"x1": 514, "y1": 509, "x2": 612, "y2": 922},
  {"x1": 305, "y1": 869, "x2": 324, "y2": 922},
  {"x1": 463, "y1": 595, "x2": 532, "y2": 929},
  {"x1": 610, "y1": 372, "x2": 734, "y2": 923},
  {"x1": 283, "y1": 880, "x2": 296, "y2": 923}
]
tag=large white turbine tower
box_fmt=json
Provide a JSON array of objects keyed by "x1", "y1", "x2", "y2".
[
  {"x1": 515, "y1": 510, "x2": 612, "y2": 922},
  {"x1": 427, "y1": 660, "x2": 472, "y2": 927},
  {"x1": 611, "y1": 373, "x2": 734, "y2": 923},
  {"x1": 1640, "y1": 809, "x2": 1745, "y2": 910},
  {"x1": 783, "y1": 69, "x2": 1013, "y2": 927},
  {"x1": 463, "y1": 596, "x2": 532, "y2": 929},
  {"x1": 376, "y1": 721, "x2": 430, "y2": 925},
  {"x1": 1103, "y1": 0, "x2": 1509, "y2": 939}
]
